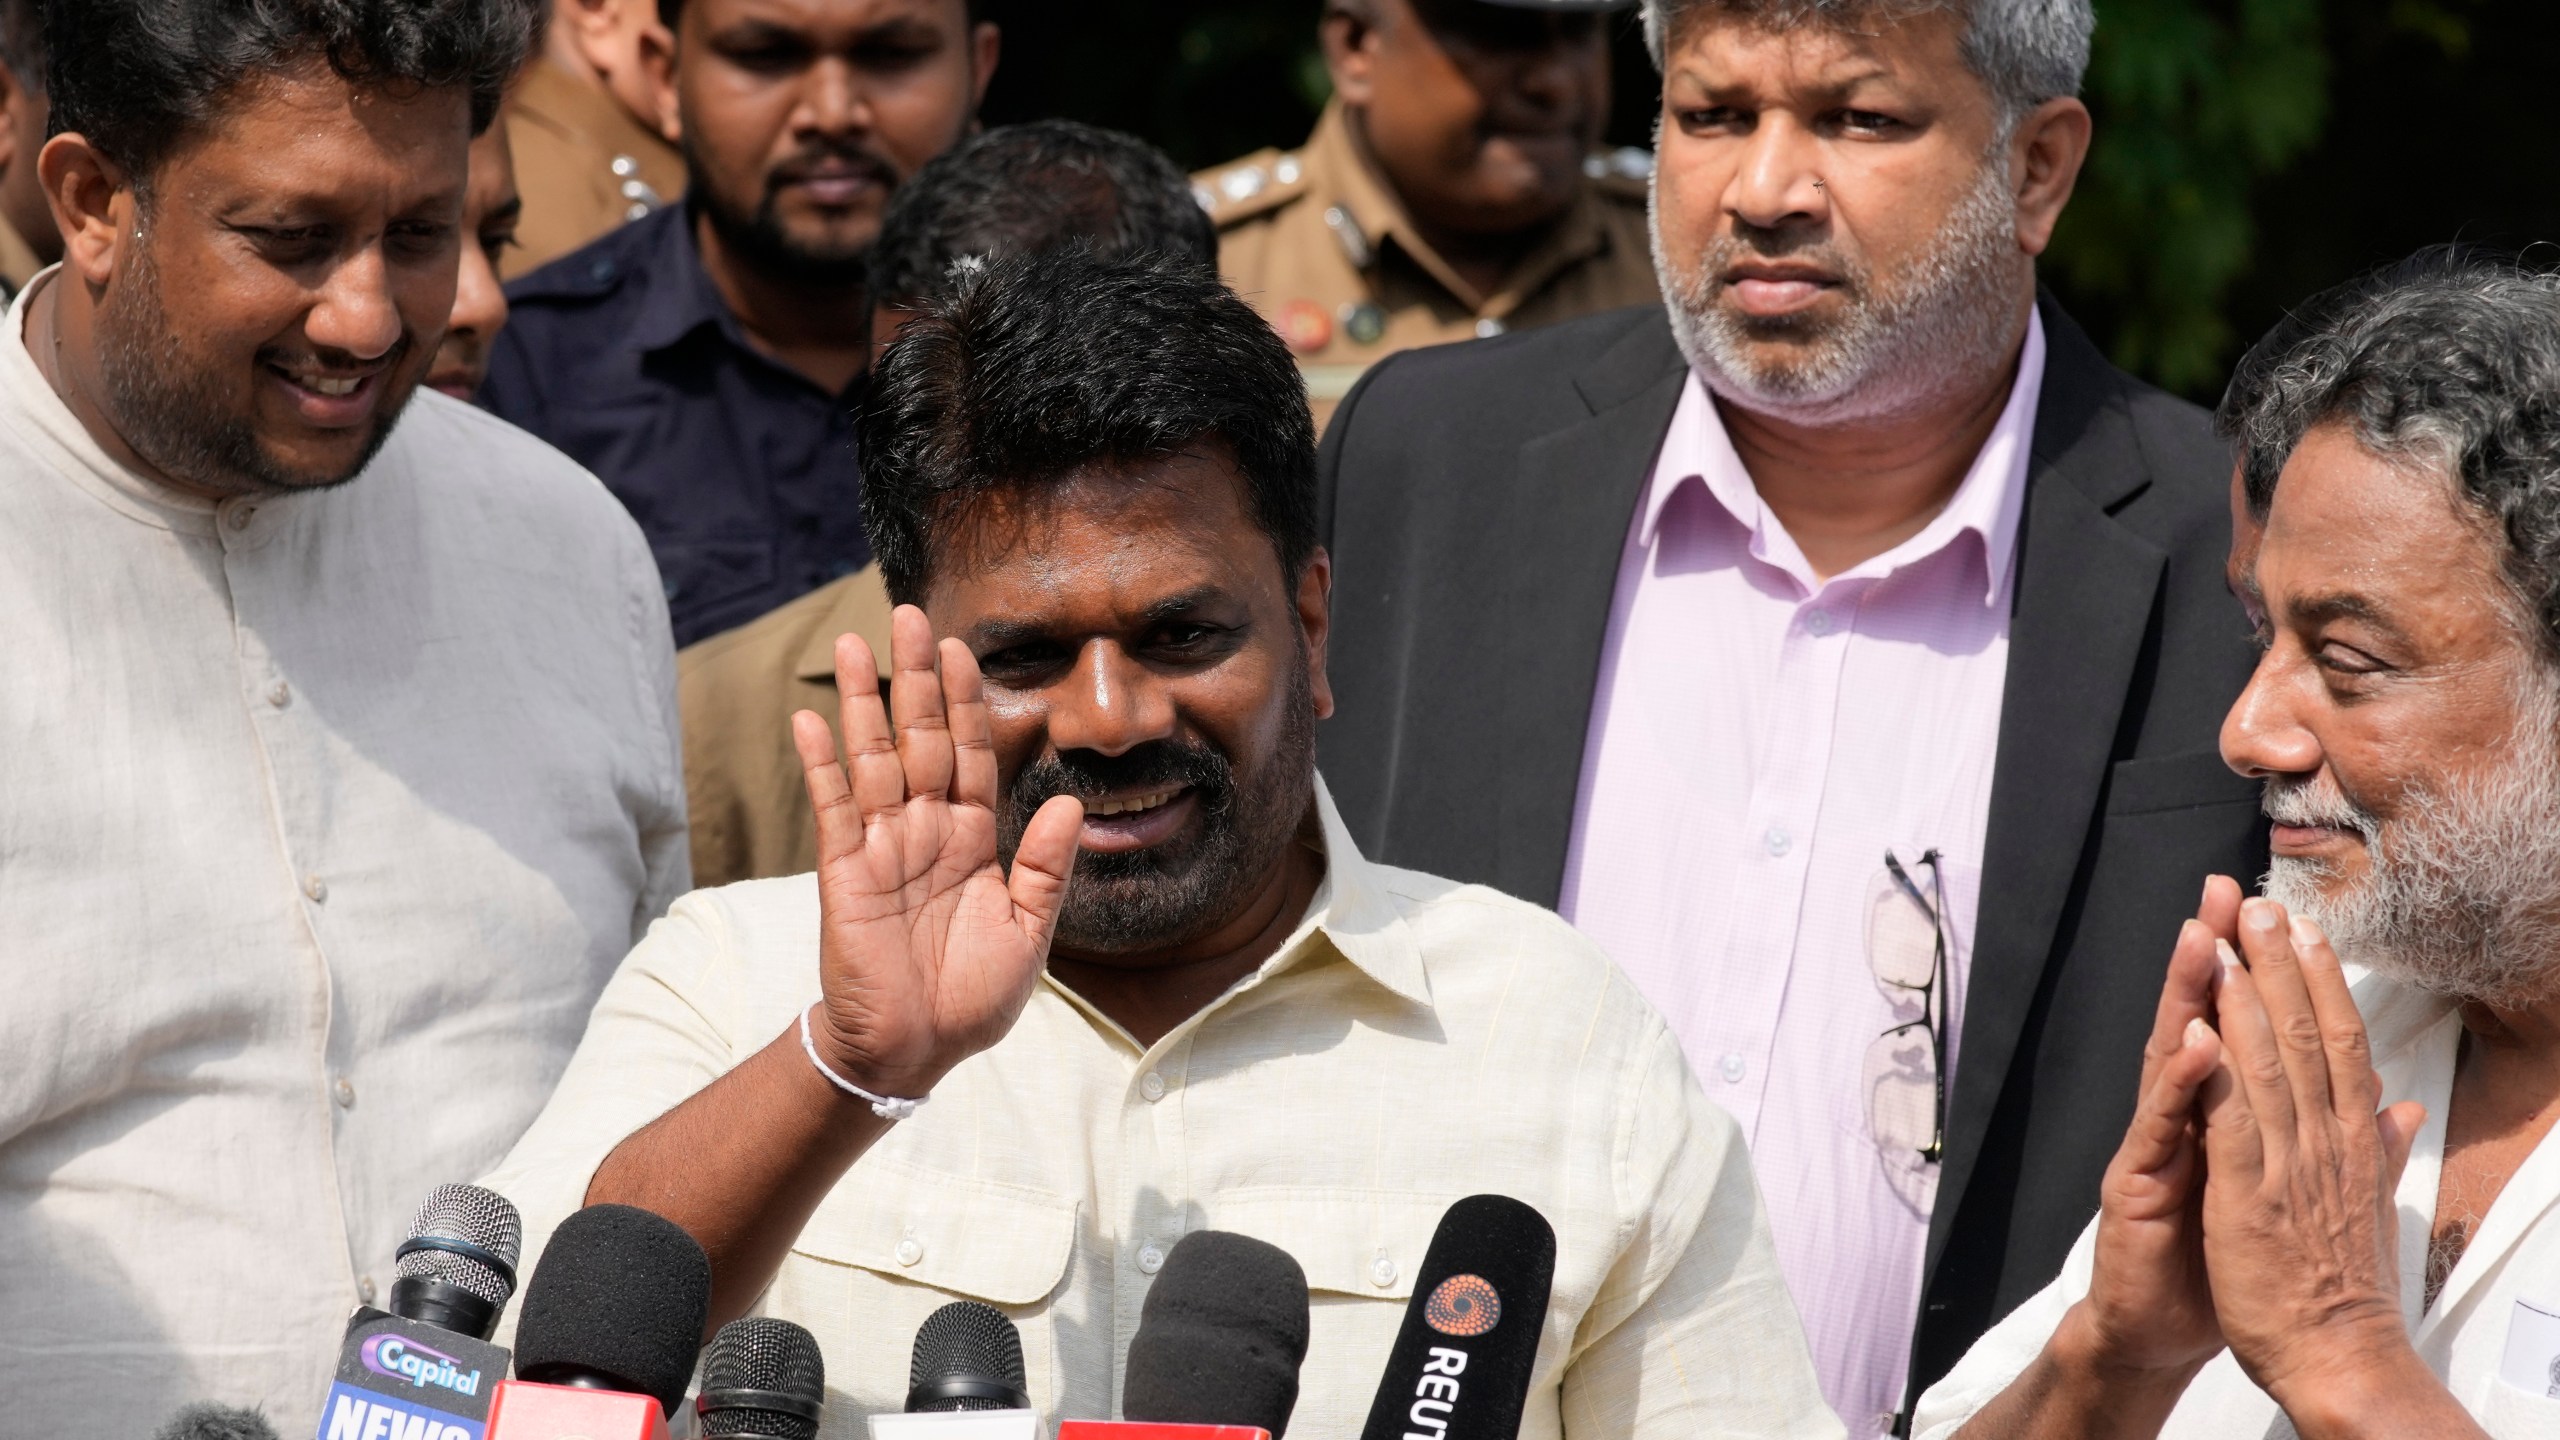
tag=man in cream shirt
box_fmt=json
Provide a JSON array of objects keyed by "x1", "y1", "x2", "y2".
[
  {"x1": 0, "y1": 4, "x2": 686, "y2": 1433},
  {"x1": 1916, "y1": 255, "x2": 2560, "y2": 1439},
  {"x1": 488, "y1": 249, "x2": 1838, "y2": 1439}
]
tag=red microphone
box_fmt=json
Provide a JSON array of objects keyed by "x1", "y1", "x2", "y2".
[
  {"x1": 1049, "y1": 1414, "x2": 1269, "y2": 1424},
  {"x1": 485, "y1": 1380, "x2": 670, "y2": 1440}
]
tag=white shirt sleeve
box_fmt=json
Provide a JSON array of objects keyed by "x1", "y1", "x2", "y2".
[{"x1": 1910, "y1": 1212, "x2": 2102, "y2": 1439}]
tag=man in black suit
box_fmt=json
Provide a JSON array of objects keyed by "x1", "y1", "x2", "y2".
[{"x1": 1316, "y1": 0, "x2": 2267, "y2": 1434}]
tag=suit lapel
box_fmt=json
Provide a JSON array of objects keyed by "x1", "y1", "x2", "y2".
[
  {"x1": 1925, "y1": 303, "x2": 2171, "y2": 1281},
  {"x1": 1491, "y1": 315, "x2": 1688, "y2": 906}
]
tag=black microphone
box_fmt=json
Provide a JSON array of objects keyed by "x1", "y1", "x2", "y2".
[
  {"x1": 1356, "y1": 1195, "x2": 1556, "y2": 1440},
  {"x1": 1120, "y1": 1231, "x2": 1311, "y2": 1440},
  {"x1": 699, "y1": 1315, "x2": 828, "y2": 1439},
  {"x1": 393, "y1": 1182, "x2": 526, "y2": 1341},
  {"x1": 153, "y1": 1404, "x2": 280, "y2": 1440},
  {"x1": 909, "y1": 1300, "x2": 1032, "y2": 1413},
  {"x1": 316, "y1": 1184, "x2": 522, "y2": 1440},
  {"x1": 506, "y1": 1203, "x2": 713, "y2": 1418}
]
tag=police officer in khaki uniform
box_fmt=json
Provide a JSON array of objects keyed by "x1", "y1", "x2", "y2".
[
  {"x1": 502, "y1": 0, "x2": 687, "y2": 277},
  {"x1": 1201, "y1": 0, "x2": 1657, "y2": 425}
]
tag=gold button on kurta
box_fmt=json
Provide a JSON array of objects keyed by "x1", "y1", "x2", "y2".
[{"x1": 1200, "y1": 101, "x2": 1662, "y2": 428}]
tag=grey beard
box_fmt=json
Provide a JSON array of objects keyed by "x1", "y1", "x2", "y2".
[
  {"x1": 1650, "y1": 151, "x2": 2029, "y2": 429},
  {"x1": 2262, "y1": 682, "x2": 2560, "y2": 1008}
]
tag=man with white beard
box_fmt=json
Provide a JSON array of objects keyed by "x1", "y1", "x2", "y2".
[
  {"x1": 1915, "y1": 249, "x2": 2560, "y2": 1440},
  {"x1": 1314, "y1": 0, "x2": 2263, "y2": 1430}
]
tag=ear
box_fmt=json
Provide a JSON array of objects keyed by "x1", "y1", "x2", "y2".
[
  {"x1": 639, "y1": 16, "x2": 681, "y2": 143},
  {"x1": 38, "y1": 133, "x2": 131, "y2": 288},
  {"x1": 967, "y1": 22, "x2": 1001, "y2": 114},
  {"x1": 1295, "y1": 547, "x2": 1335, "y2": 722},
  {"x1": 2008, "y1": 95, "x2": 2091, "y2": 258},
  {"x1": 1320, "y1": 7, "x2": 1382, "y2": 111}
]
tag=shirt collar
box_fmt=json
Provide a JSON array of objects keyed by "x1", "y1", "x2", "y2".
[
  {"x1": 1642, "y1": 309, "x2": 2046, "y2": 606},
  {"x1": 1037, "y1": 770, "x2": 1433, "y2": 1038}
]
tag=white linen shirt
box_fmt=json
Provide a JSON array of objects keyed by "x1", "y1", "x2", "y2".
[
  {"x1": 485, "y1": 779, "x2": 1845, "y2": 1440},
  {"x1": 1915, "y1": 972, "x2": 2560, "y2": 1439},
  {"x1": 0, "y1": 270, "x2": 691, "y2": 1436}
]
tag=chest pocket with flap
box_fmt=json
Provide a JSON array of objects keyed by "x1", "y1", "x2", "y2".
[{"x1": 791, "y1": 1158, "x2": 1079, "y2": 1304}]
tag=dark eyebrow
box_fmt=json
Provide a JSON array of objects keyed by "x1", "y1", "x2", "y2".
[
  {"x1": 962, "y1": 587, "x2": 1238, "y2": 651},
  {"x1": 2286, "y1": 589, "x2": 2413, "y2": 645}
]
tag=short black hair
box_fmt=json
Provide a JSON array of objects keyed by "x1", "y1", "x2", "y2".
[
  {"x1": 45, "y1": 0, "x2": 527, "y2": 183},
  {"x1": 860, "y1": 247, "x2": 1317, "y2": 607},
  {"x1": 2228, "y1": 246, "x2": 2560, "y2": 658},
  {"x1": 867, "y1": 120, "x2": 1218, "y2": 310}
]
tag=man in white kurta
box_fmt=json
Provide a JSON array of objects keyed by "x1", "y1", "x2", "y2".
[{"x1": 0, "y1": 256, "x2": 688, "y2": 1429}]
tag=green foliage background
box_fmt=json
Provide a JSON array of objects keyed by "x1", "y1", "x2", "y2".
[{"x1": 978, "y1": 0, "x2": 2560, "y2": 401}]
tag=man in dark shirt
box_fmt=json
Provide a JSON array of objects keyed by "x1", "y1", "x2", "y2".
[{"x1": 481, "y1": 0, "x2": 998, "y2": 645}]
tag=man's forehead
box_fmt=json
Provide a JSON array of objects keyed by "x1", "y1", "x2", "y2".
[
  {"x1": 167, "y1": 63, "x2": 469, "y2": 201},
  {"x1": 1670, "y1": 3, "x2": 1967, "y2": 85},
  {"x1": 696, "y1": 0, "x2": 957, "y2": 37},
  {"x1": 2254, "y1": 425, "x2": 2510, "y2": 631},
  {"x1": 928, "y1": 458, "x2": 1281, "y2": 627}
]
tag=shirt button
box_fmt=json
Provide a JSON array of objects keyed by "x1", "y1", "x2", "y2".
[
  {"x1": 333, "y1": 1075, "x2": 356, "y2": 1108},
  {"x1": 225, "y1": 503, "x2": 256, "y2": 532},
  {"x1": 1763, "y1": 827, "x2": 1792, "y2": 857},
  {"x1": 303, "y1": 873, "x2": 328, "y2": 902},
  {"x1": 357, "y1": 1275, "x2": 376, "y2": 1305},
  {"x1": 1370, "y1": 1253, "x2": 1398, "y2": 1288},
  {"x1": 266, "y1": 679, "x2": 292, "y2": 708},
  {"x1": 1137, "y1": 1243, "x2": 1166, "y2": 1275},
  {"x1": 1720, "y1": 1053, "x2": 1747, "y2": 1084},
  {"x1": 1139, "y1": 1072, "x2": 1166, "y2": 1102},
  {"x1": 1805, "y1": 609, "x2": 1835, "y2": 636},
  {"x1": 894, "y1": 1238, "x2": 923, "y2": 1267}
]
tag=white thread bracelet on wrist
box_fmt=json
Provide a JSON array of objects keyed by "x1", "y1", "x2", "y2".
[{"x1": 798, "y1": 1005, "x2": 927, "y2": 1121}]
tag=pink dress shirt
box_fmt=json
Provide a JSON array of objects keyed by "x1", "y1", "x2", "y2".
[{"x1": 1559, "y1": 314, "x2": 2046, "y2": 1438}]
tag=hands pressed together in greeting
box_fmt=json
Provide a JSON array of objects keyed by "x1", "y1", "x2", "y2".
[{"x1": 1969, "y1": 878, "x2": 2480, "y2": 1440}]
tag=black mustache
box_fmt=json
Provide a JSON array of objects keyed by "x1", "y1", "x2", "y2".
[
  {"x1": 768, "y1": 144, "x2": 898, "y2": 189},
  {"x1": 1008, "y1": 741, "x2": 1234, "y2": 819}
]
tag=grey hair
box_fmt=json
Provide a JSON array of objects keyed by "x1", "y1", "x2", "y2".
[
  {"x1": 1641, "y1": 0, "x2": 2093, "y2": 126},
  {"x1": 2234, "y1": 248, "x2": 2560, "y2": 664}
]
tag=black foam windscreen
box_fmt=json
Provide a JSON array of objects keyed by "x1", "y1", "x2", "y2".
[
  {"x1": 700, "y1": 1315, "x2": 827, "y2": 1439},
  {"x1": 1356, "y1": 1195, "x2": 1556, "y2": 1440},
  {"x1": 511, "y1": 1203, "x2": 713, "y2": 1418},
  {"x1": 907, "y1": 1300, "x2": 1031, "y2": 1413},
  {"x1": 152, "y1": 1404, "x2": 280, "y2": 1440},
  {"x1": 1122, "y1": 1231, "x2": 1311, "y2": 1439}
]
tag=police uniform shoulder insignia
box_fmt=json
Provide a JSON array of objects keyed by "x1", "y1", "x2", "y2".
[
  {"x1": 1275, "y1": 299, "x2": 1334, "y2": 355},
  {"x1": 1192, "y1": 148, "x2": 1310, "y2": 229}
]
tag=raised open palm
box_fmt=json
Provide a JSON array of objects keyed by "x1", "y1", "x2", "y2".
[{"x1": 791, "y1": 604, "x2": 1083, "y2": 1100}]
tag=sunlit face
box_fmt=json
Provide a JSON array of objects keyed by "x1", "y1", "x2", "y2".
[
  {"x1": 2226, "y1": 423, "x2": 2560, "y2": 1000},
  {"x1": 922, "y1": 451, "x2": 1333, "y2": 960},
  {"x1": 427, "y1": 120, "x2": 521, "y2": 401},
  {"x1": 1649, "y1": 11, "x2": 2033, "y2": 422},
  {"x1": 1336, "y1": 0, "x2": 1608, "y2": 240},
  {"x1": 672, "y1": 0, "x2": 992, "y2": 284},
  {"x1": 89, "y1": 60, "x2": 467, "y2": 495}
]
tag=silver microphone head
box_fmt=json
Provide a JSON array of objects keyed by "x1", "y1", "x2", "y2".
[{"x1": 394, "y1": 1183, "x2": 523, "y2": 1307}]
